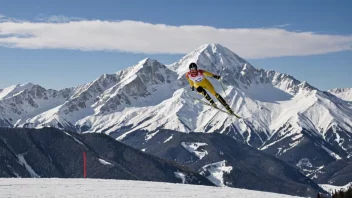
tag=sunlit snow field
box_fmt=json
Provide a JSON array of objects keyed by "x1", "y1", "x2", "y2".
[{"x1": 0, "y1": 178, "x2": 301, "y2": 198}]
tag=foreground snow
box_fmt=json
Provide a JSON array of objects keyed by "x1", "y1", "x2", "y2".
[{"x1": 0, "y1": 178, "x2": 301, "y2": 198}]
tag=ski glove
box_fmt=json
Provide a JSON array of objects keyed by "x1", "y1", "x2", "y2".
[
  {"x1": 213, "y1": 75, "x2": 221, "y2": 80},
  {"x1": 191, "y1": 86, "x2": 195, "y2": 91}
]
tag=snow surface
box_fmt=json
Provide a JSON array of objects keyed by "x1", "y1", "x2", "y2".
[
  {"x1": 181, "y1": 142, "x2": 208, "y2": 159},
  {"x1": 0, "y1": 178, "x2": 301, "y2": 198}
]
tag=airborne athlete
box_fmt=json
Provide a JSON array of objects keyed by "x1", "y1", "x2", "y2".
[{"x1": 186, "y1": 62, "x2": 235, "y2": 115}]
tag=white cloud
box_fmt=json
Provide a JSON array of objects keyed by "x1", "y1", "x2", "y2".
[{"x1": 0, "y1": 17, "x2": 351, "y2": 59}]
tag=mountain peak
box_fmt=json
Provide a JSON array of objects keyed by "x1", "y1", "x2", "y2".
[
  {"x1": 196, "y1": 43, "x2": 232, "y2": 53},
  {"x1": 168, "y1": 43, "x2": 249, "y2": 78},
  {"x1": 138, "y1": 57, "x2": 155, "y2": 65},
  {"x1": 190, "y1": 43, "x2": 240, "y2": 61},
  {"x1": 112, "y1": 57, "x2": 173, "y2": 89},
  {"x1": 20, "y1": 82, "x2": 34, "y2": 87},
  {"x1": 126, "y1": 58, "x2": 159, "y2": 74},
  {"x1": 0, "y1": 82, "x2": 35, "y2": 100}
]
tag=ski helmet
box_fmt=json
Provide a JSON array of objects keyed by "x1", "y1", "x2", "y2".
[{"x1": 189, "y1": 62, "x2": 198, "y2": 70}]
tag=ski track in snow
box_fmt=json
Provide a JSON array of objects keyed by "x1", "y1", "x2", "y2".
[{"x1": 0, "y1": 178, "x2": 301, "y2": 198}]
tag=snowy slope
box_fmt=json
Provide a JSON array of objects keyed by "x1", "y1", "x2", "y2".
[
  {"x1": 0, "y1": 178, "x2": 302, "y2": 198},
  {"x1": 1, "y1": 44, "x2": 352, "y2": 179},
  {"x1": 0, "y1": 83, "x2": 34, "y2": 100},
  {"x1": 328, "y1": 88, "x2": 352, "y2": 101}
]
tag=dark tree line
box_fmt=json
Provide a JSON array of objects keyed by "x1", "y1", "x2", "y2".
[
  {"x1": 331, "y1": 186, "x2": 352, "y2": 198},
  {"x1": 316, "y1": 185, "x2": 352, "y2": 198}
]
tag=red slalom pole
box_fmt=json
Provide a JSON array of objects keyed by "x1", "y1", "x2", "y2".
[{"x1": 83, "y1": 152, "x2": 87, "y2": 178}]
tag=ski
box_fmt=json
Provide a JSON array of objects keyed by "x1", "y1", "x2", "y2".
[{"x1": 192, "y1": 97, "x2": 241, "y2": 118}]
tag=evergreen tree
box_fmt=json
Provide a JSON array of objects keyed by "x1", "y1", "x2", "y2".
[{"x1": 332, "y1": 185, "x2": 352, "y2": 198}]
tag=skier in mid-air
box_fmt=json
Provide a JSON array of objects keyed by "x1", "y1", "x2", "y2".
[{"x1": 186, "y1": 62, "x2": 235, "y2": 115}]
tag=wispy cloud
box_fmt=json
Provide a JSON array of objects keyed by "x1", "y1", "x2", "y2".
[
  {"x1": 0, "y1": 16, "x2": 351, "y2": 59},
  {"x1": 272, "y1": 24, "x2": 291, "y2": 28},
  {"x1": 35, "y1": 14, "x2": 84, "y2": 23},
  {"x1": 0, "y1": 15, "x2": 25, "y2": 23}
]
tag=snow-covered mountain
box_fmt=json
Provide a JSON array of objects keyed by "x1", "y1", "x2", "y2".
[
  {"x1": 0, "y1": 84, "x2": 73, "y2": 128},
  {"x1": 0, "y1": 83, "x2": 35, "y2": 100},
  {"x1": 19, "y1": 58, "x2": 179, "y2": 132},
  {"x1": 328, "y1": 88, "x2": 352, "y2": 102},
  {"x1": 1, "y1": 44, "x2": 352, "y2": 182}
]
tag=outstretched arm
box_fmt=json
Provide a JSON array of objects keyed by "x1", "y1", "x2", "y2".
[{"x1": 201, "y1": 70, "x2": 221, "y2": 80}]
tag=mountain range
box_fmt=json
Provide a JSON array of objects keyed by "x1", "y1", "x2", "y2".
[{"x1": 1, "y1": 43, "x2": 351, "y2": 188}]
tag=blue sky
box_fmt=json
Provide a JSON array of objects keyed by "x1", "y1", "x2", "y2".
[{"x1": 0, "y1": 0, "x2": 351, "y2": 90}]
